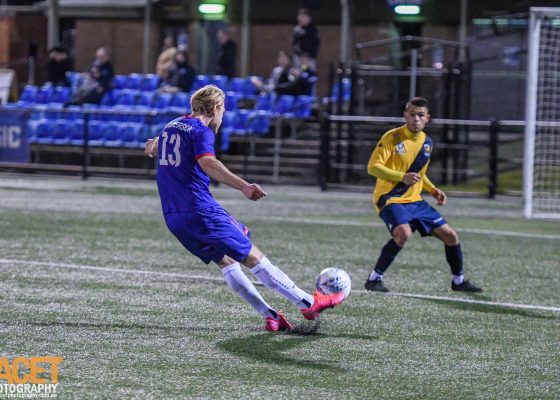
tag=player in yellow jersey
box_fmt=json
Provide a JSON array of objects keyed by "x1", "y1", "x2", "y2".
[{"x1": 364, "y1": 97, "x2": 482, "y2": 293}]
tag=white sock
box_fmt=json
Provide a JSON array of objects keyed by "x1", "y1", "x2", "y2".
[
  {"x1": 452, "y1": 274, "x2": 464, "y2": 285},
  {"x1": 251, "y1": 257, "x2": 314, "y2": 310},
  {"x1": 368, "y1": 271, "x2": 383, "y2": 281},
  {"x1": 221, "y1": 262, "x2": 276, "y2": 319}
]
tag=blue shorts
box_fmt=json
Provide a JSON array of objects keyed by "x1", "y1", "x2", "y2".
[
  {"x1": 164, "y1": 205, "x2": 252, "y2": 264},
  {"x1": 379, "y1": 201, "x2": 447, "y2": 237}
]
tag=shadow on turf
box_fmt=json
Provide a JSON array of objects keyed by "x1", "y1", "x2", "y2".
[{"x1": 419, "y1": 298, "x2": 558, "y2": 319}]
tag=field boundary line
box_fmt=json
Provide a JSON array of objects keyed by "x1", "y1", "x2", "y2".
[
  {"x1": 260, "y1": 217, "x2": 560, "y2": 240},
  {"x1": 1, "y1": 258, "x2": 559, "y2": 313}
]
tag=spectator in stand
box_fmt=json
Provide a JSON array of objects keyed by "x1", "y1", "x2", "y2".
[
  {"x1": 158, "y1": 50, "x2": 196, "y2": 94},
  {"x1": 275, "y1": 53, "x2": 317, "y2": 96},
  {"x1": 216, "y1": 28, "x2": 237, "y2": 78},
  {"x1": 156, "y1": 34, "x2": 177, "y2": 80},
  {"x1": 46, "y1": 46, "x2": 71, "y2": 86},
  {"x1": 292, "y1": 8, "x2": 320, "y2": 70},
  {"x1": 65, "y1": 47, "x2": 114, "y2": 106},
  {"x1": 251, "y1": 50, "x2": 292, "y2": 94}
]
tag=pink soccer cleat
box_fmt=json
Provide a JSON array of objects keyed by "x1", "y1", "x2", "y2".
[
  {"x1": 300, "y1": 290, "x2": 345, "y2": 320},
  {"x1": 264, "y1": 311, "x2": 294, "y2": 332}
]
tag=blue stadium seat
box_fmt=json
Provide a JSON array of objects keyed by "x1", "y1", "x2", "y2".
[
  {"x1": 61, "y1": 105, "x2": 82, "y2": 121},
  {"x1": 87, "y1": 121, "x2": 105, "y2": 146},
  {"x1": 227, "y1": 77, "x2": 245, "y2": 93},
  {"x1": 102, "y1": 122, "x2": 122, "y2": 147},
  {"x1": 114, "y1": 89, "x2": 138, "y2": 106},
  {"x1": 141, "y1": 74, "x2": 160, "y2": 91},
  {"x1": 233, "y1": 109, "x2": 250, "y2": 135},
  {"x1": 68, "y1": 120, "x2": 85, "y2": 146},
  {"x1": 65, "y1": 71, "x2": 82, "y2": 88},
  {"x1": 247, "y1": 111, "x2": 271, "y2": 135},
  {"x1": 45, "y1": 103, "x2": 64, "y2": 120},
  {"x1": 35, "y1": 119, "x2": 56, "y2": 144},
  {"x1": 136, "y1": 92, "x2": 154, "y2": 107},
  {"x1": 20, "y1": 85, "x2": 38, "y2": 103},
  {"x1": 112, "y1": 74, "x2": 127, "y2": 90},
  {"x1": 293, "y1": 95, "x2": 314, "y2": 119},
  {"x1": 273, "y1": 95, "x2": 295, "y2": 116},
  {"x1": 125, "y1": 73, "x2": 142, "y2": 90},
  {"x1": 243, "y1": 76, "x2": 259, "y2": 95},
  {"x1": 152, "y1": 93, "x2": 173, "y2": 109},
  {"x1": 254, "y1": 93, "x2": 273, "y2": 111},
  {"x1": 209, "y1": 75, "x2": 228, "y2": 90},
  {"x1": 52, "y1": 119, "x2": 72, "y2": 145},
  {"x1": 193, "y1": 75, "x2": 210, "y2": 90},
  {"x1": 220, "y1": 111, "x2": 237, "y2": 152},
  {"x1": 36, "y1": 85, "x2": 56, "y2": 104},
  {"x1": 121, "y1": 123, "x2": 143, "y2": 147},
  {"x1": 170, "y1": 92, "x2": 190, "y2": 109},
  {"x1": 224, "y1": 91, "x2": 240, "y2": 111},
  {"x1": 331, "y1": 77, "x2": 352, "y2": 102},
  {"x1": 52, "y1": 86, "x2": 71, "y2": 104}
]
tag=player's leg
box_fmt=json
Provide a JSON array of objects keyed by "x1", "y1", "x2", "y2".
[
  {"x1": 217, "y1": 255, "x2": 292, "y2": 331},
  {"x1": 242, "y1": 245, "x2": 345, "y2": 321},
  {"x1": 365, "y1": 203, "x2": 412, "y2": 292},
  {"x1": 432, "y1": 224, "x2": 482, "y2": 292}
]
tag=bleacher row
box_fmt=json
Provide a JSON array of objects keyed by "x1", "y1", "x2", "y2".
[{"x1": 6, "y1": 72, "x2": 319, "y2": 151}]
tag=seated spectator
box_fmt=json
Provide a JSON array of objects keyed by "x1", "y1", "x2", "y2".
[
  {"x1": 251, "y1": 50, "x2": 292, "y2": 94},
  {"x1": 275, "y1": 53, "x2": 317, "y2": 96},
  {"x1": 155, "y1": 34, "x2": 177, "y2": 80},
  {"x1": 158, "y1": 50, "x2": 196, "y2": 94},
  {"x1": 46, "y1": 46, "x2": 71, "y2": 86},
  {"x1": 65, "y1": 47, "x2": 114, "y2": 106},
  {"x1": 216, "y1": 28, "x2": 237, "y2": 78}
]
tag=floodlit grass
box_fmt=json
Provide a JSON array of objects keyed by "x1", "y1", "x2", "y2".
[{"x1": 0, "y1": 175, "x2": 558, "y2": 399}]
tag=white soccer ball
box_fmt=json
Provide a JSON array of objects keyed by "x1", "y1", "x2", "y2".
[{"x1": 316, "y1": 267, "x2": 351, "y2": 299}]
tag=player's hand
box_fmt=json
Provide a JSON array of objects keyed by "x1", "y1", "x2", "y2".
[
  {"x1": 403, "y1": 172, "x2": 421, "y2": 186},
  {"x1": 432, "y1": 188, "x2": 447, "y2": 205},
  {"x1": 243, "y1": 183, "x2": 267, "y2": 201},
  {"x1": 144, "y1": 138, "x2": 157, "y2": 158}
]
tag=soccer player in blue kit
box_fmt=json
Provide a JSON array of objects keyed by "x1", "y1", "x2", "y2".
[
  {"x1": 364, "y1": 97, "x2": 482, "y2": 293},
  {"x1": 145, "y1": 85, "x2": 344, "y2": 331}
]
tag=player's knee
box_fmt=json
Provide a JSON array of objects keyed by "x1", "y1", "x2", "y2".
[
  {"x1": 392, "y1": 227, "x2": 412, "y2": 246},
  {"x1": 442, "y1": 227, "x2": 459, "y2": 246}
]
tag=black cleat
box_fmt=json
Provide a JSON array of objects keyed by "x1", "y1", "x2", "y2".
[
  {"x1": 451, "y1": 280, "x2": 483, "y2": 293},
  {"x1": 365, "y1": 279, "x2": 390, "y2": 293}
]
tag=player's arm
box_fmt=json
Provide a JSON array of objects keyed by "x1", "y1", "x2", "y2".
[
  {"x1": 197, "y1": 155, "x2": 267, "y2": 201},
  {"x1": 367, "y1": 139, "x2": 420, "y2": 185},
  {"x1": 423, "y1": 174, "x2": 446, "y2": 205},
  {"x1": 144, "y1": 137, "x2": 159, "y2": 158}
]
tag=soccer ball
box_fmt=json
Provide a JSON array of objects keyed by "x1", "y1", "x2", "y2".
[{"x1": 316, "y1": 267, "x2": 351, "y2": 299}]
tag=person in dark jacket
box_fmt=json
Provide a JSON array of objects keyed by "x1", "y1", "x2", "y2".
[
  {"x1": 46, "y1": 46, "x2": 71, "y2": 86},
  {"x1": 158, "y1": 50, "x2": 196, "y2": 93},
  {"x1": 216, "y1": 28, "x2": 237, "y2": 78},
  {"x1": 292, "y1": 8, "x2": 320, "y2": 70}
]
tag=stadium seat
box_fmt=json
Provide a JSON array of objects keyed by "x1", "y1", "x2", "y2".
[
  {"x1": 68, "y1": 120, "x2": 85, "y2": 146},
  {"x1": 65, "y1": 71, "x2": 82, "y2": 88},
  {"x1": 170, "y1": 92, "x2": 190, "y2": 110},
  {"x1": 293, "y1": 95, "x2": 314, "y2": 119},
  {"x1": 52, "y1": 86, "x2": 71, "y2": 104},
  {"x1": 125, "y1": 73, "x2": 142, "y2": 90},
  {"x1": 120, "y1": 123, "x2": 143, "y2": 147},
  {"x1": 102, "y1": 122, "x2": 122, "y2": 147},
  {"x1": 36, "y1": 85, "x2": 56, "y2": 104},
  {"x1": 87, "y1": 121, "x2": 105, "y2": 146},
  {"x1": 20, "y1": 85, "x2": 38, "y2": 103},
  {"x1": 331, "y1": 77, "x2": 352, "y2": 102},
  {"x1": 141, "y1": 74, "x2": 160, "y2": 91},
  {"x1": 114, "y1": 89, "x2": 138, "y2": 106},
  {"x1": 152, "y1": 93, "x2": 174, "y2": 109},
  {"x1": 247, "y1": 111, "x2": 271, "y2": 135},
  {"x1": 254, "y1": 93, "x2": 273, "y2": 111},
  {"x1": 34, "y1": 119, "x2": 56, "y2": 144},
  {"x1": 51, "y1": 119, "x2": 72, "y2": 145},
  {"x1": 227, "y1": 77, "x2": 245, "y2": 93},
  {"x1": 273, "y1": 95, "x2": 295, "y2": 116},
  {"x1": 61, "y1": 105, "x2": 83, "y2": 121},
  {"x1": 45, "y1": 103, "x2": 64, "y2": 120},
  {"x1": 233, "y1": 109, "x2": 250, "y2": 135},
  {"x1": 193, "y1": 75, "x2": 210, "y2": 90},
  {"x1": 136, "y1": 92, "x2": 154, "y2": 107},
  {"x1": 209, "y1": 75, "x2": 228, "y2": 90},
  {"x1": 224, "y1": 91, "x2": 240, "y2": 111},
  {"x1": 112, "y1": 74, "x2": 128, "y2": 90},
  {"x1": 243, "y1": 76, "x2": 260, "y2": 95}
]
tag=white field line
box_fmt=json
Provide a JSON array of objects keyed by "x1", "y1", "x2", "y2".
[
  {"x1": 260, "y1": 216, "x2": 560, "y2": 241},
  {"x1": 1, "y1": 258, "x2": 559, "y2": 313}
]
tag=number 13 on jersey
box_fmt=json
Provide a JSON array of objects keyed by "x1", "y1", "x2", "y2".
[{"x1": 159, "y1": 131, "x2": 181, "y2": 167}]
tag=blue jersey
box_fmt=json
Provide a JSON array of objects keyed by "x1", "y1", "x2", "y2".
[{"x1": 156, "y1": 116, "x2": 219, "y2": 214}]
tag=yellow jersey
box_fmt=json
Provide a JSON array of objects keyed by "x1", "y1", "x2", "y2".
[{"x1": 368, "y1": 124, "x2": 436, "y2": 214}]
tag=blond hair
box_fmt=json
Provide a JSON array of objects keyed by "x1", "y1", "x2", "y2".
[{"x1": 190, "y1": 85, "x2": 225, "y2": 117}]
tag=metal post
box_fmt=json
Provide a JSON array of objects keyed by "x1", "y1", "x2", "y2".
[
  {"x1": 240, "y1": 0, "x2": 250, "y2": 76},
  {"x1": 47, "y1": 0, "x2": 59, "y2": 49},
  {"x1": 488, "y1": 120, "x2": 499, "y2": 199},
  {"x1": 340, "y1": 0, "x2": 352, "y2": 67},
  {"x1": 319, "y1": 112, "x2": 331, "y2": 191},
  {"x1": 82, "y1": 112, "x2": 90, "y2": 180},
  {"x1": 458, "y1": 0, "x2": 467, "y2": 62},
  {"x1": 409, "y1": 48, "x2": 417, "y2": 99},
  {"x1": 142, "y1": 0, "x2": 152, "y2": 74}
]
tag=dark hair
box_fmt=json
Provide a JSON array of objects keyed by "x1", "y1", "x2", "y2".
[{"x1": 405, "y1": 97, "x2": 429, "y2": 110}]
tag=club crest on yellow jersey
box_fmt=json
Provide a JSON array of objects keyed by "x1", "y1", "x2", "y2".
[{"x1": 396, "y1": 142, "x2": 406, "y2": 154}]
